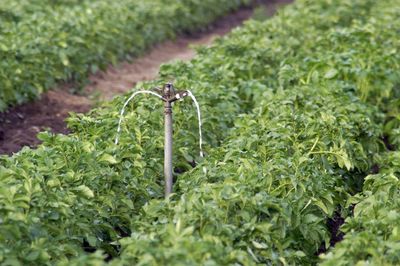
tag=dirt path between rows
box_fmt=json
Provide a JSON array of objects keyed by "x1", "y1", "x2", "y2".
[{"x1": 0, "y1": 0, "x2": 291, "y2": 155}]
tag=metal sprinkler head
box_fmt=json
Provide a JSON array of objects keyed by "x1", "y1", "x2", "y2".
[{"x1": 157, "y1": 83, "x2": 189, "y2": 103}]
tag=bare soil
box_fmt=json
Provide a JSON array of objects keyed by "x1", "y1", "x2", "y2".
[
  {"x1": 317, "y1": 211, "x2": 345, "y2": 255},
  {"x1": 0, "y1": 0, "x2": 291, "y2": 155}
]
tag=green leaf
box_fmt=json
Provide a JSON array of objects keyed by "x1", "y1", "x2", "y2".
[
  {"x1": 324, "y1": 68, "x2": 338, "y2": 79},
  {"x1": 26, "y1": 251, "x2": 40, "y2": 261},
  {"x1": 99, "y1": 154, "x2": 117, "y2": 164},
  {"x1": 87, "y1": 236, "x2": 97, "y2": 247},
  {"x1": 75, "y1": 185, "x2": 94, "y2": 198},
  {"x1": 314, "y1": 200, "x2": 329, "y2": 215}
]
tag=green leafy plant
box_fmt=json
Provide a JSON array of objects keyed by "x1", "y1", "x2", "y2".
[{"x1": 320, "y1": 152, "x2": 400, "y2": 265}]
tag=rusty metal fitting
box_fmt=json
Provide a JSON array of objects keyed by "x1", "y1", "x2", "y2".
[{"x1": 156, "y1": 83, "x2": 189, "y2": 103}]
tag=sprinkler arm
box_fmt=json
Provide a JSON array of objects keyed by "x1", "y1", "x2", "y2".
[{"x1": 168, "y1": 90, "x2": 189, "y2": 102}]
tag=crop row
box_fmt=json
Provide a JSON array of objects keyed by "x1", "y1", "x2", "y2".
[
  {"x1": 1, "y1": 0, "x2": 400, "y2": 264},
  {"x1": 320, "y1": 152, "x2": 400, "y2": 265},
  {"x1": 0, "y1": 0, "x2": 249, "y2": 110},
  {"x1": 319, "y1": 2, "x2": 400, "y2": 261},
  {"x1": 319, "y1": 1, "x2": 400, "y2": 264}
]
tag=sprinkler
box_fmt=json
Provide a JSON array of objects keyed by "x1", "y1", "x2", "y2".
[
  {"x1": 115, "y1": 83, "x2": 203, "y2": 198},
  {"x1": 158, "y1": 83, "x2": 190, "y2": 197}
]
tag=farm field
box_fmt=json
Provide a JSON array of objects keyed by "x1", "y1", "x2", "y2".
[
  {"x1": 1, "y1": 0, "x2": 400, "y2": 265},
  {"x1": 0, "y1": 0, "x2": 289, "y2": 155},
  {"x1": 0, "y1": 0, "x2": 249, "y2": 111}
]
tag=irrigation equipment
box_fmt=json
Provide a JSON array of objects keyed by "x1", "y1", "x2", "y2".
[{"x1": 115, "y1": 83, "x2": 203, "y2": 198}]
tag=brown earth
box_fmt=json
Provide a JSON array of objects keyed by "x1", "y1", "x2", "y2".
[{"x1": 0, "y1": 0, "x2": 292, "y2": 155}]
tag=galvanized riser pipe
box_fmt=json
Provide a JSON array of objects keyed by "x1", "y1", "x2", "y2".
[
  {"x1": 159, "y1": 83, "x2": 189, "y2": 198},
  {"x1": 164, "y1": 100, "x2": 173, "y2": 197}
]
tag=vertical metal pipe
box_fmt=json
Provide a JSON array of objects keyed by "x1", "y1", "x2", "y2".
[{"x1": 164, "y1": 100, "x2": 173, "y2": 197}]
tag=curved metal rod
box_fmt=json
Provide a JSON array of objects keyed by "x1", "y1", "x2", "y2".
[
  {"x1": 187, "y1": 90, "x2": 204, "y2": 158},
  {"x1": 115, "y1": 90, "x2": 163, "y2": 145}
]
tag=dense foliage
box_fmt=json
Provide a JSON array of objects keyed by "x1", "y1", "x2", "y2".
[
  {"x1": 0, "y1": 0, "x2": 248, "y2": 110},
  {"x1": 320, "y1": 152, "x2": 400, "y2": 265},
  {"x1": 1, "y1": 0, "x2": 400, "y2": 265},
  {"x1": 110, "y1": 85, "x2": 381, "y2": 265}
]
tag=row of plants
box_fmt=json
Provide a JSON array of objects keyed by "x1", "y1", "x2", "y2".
[
  {"x1": 257, "y1": 2, "x2": 400, "y2": 262},
  {"x1": 320, "y1": 152, "x2": 400, "y2": 265},
  {"x1": 0, "y1": 0, "x2": 90, "y2": 18},
  {"x1": 0, "y1": 0, "x2": 249, "y2": 111},
  {"x1": 310, "y1": 1, "x2": 400, "y2": 264},
  {"x1": 214, "y1": 1, "x2": 400, "y2": 263},
  {"x1": 318, "y1": 4, "x2": 400, "y2": 260},
  {"x1": 1, "y1": 0, "x2": 400, "y2": 264}
]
